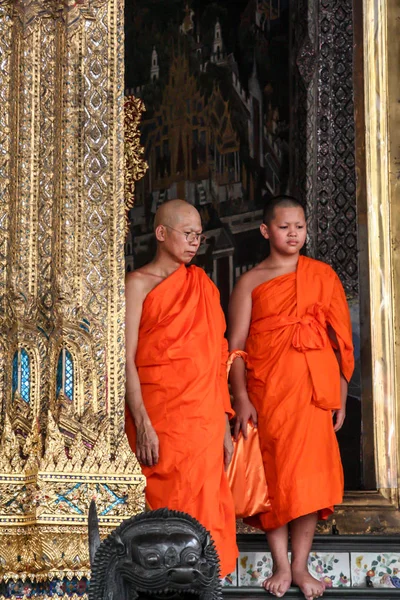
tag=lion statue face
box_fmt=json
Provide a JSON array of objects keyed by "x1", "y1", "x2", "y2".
[
  {"x1": 131, "y1": 530, "x2": 207, "y2": 574},
  {"x1": 89, "y1": 508, "x2": 222, "y2": 600}
]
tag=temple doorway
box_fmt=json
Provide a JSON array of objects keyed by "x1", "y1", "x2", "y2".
[{"x1": 124, "y1": 0, "x2": 371, "y2": 495}]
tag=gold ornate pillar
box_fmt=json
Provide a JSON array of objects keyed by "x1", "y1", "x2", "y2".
[
  {"x1": 363, "y1": 0, "x2": 400, "y2": 502},
  {"x1": 0, "y1": 0, "x2": 145, "y2": 585}
]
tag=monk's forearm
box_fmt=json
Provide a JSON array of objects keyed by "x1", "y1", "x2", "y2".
[
  {"x1": 340, "y1": 373, "x2": 348, "y2": 409},
  {"x1": 220, "y1": 340, "x2": 235, "y2": 417},
  {"x1": 126, "y1": 396, "x2": 151, "y2": 428},
  {"x1": 229, "y1": 358, "x2": 249, "y2": 403},
  {"x1": 126, "y1": 392, "x2": 149, "y2": 425},
  {"x1": 126, "y1": 365, "x2": 151, "y2": 427}
]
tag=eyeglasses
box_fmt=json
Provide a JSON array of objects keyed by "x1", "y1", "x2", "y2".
[{"x1": 163, "y1": 225, "x2": 206, "y2": 245}]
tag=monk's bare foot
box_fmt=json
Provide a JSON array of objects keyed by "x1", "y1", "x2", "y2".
[
  {"x1": 263, "y1": 568, "x2": 292, "y2": 597},
  {"x1": 292, "y1": 569, "x2": 325, "y2": 600}
]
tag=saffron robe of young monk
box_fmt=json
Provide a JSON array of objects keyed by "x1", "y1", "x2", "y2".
[
  {"x1": 125, "y1": 263, "x2": 238, "y2": 576},
  {"x1": 245, "y1": 255, "x2": 354, "y2": 531}
]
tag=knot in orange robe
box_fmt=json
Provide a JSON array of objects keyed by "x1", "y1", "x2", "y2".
[
  {"x1": 245, "y1": 256, "x2": 354, "y2": 531},
  {"x1": 291, "y1": 303, "x2": 328, "y2": 350},
  {"x1": 256, "y1": 302, "x2": 327, "y2": 349},
  {"x1": 126, "y1": 264, "x2": 238, "y2": 576}
]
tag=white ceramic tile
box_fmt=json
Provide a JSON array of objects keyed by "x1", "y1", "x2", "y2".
[
  {"x1": 351, "y1": 552, "x2": 400, "y2": 588},
  {"x1": 308, "y1": 552, "x2": 350, "y2": 588},
  {"x1": 238, "y1": 552, "x2": 274, "y2": 587}
]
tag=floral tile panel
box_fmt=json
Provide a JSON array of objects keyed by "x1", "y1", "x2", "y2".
[
  {"x1": 308, "y1": 552, "x2": 350, "y2": 588},
  {"x1": 222, "y1": 565, "x2": 238, "y2": 587},
  {"x1": 351, "y1": 552, "x2": 400, "y2": 588},
  {"x1": 239, "y1": 552, "x2": 350, "y2": 588},
  {"x1": 238, "y1": 552, "x2": 274, "y2": 587}
]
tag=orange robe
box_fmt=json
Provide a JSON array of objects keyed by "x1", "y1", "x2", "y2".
[
  {"x1": 125, "y1": 264, "x2": 238, "y2": 576},
  {"x1": 245, "y1": 256, "x2": 354, "y2": 531}
]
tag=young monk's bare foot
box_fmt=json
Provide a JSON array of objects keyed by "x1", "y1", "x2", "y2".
[
  {"x1": 263, "y1": 567, "x2": 292, "y2": 597},
  {"x1": 292, "y1": 569, "x2": 325, "y2": 600}
]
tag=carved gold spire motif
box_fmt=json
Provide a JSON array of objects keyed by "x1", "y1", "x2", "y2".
[{"x1": 124, "y1": 96, "x2": 148, "y2": 234}]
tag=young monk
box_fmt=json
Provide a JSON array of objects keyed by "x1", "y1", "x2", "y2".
[
  {"x1": 228, "y1": 196, "x2": 354, "y2": 600},
  {"x1": 125, "y1": 199, "x2": 238, "y2": 577}
]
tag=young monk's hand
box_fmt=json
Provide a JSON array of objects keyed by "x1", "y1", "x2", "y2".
[
  {"x1": 333, "y1": 374, "x2": 348, "y2": 432},
  {"x1": 232, "y1": 396, "x2": 258, "y2": 441},
  {"x1": 333, "y1": 408, "x2": 346, "y2": 432},
  {"x1": 136, "y1": 421, "x2": 159, "y2": 467}
]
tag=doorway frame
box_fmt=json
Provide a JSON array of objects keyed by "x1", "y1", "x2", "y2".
[
  {"x1": 320, "y1": 0, "x2": 400, "y2": 533},
  {"x1": 361, "y1": 0, "x2": 400, "y2": 504}
]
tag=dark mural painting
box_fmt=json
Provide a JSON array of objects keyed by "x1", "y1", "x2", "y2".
[
  {"x1": 125, "y1": 0, "x2": 290, "y2": 312},
  {"x1": 125, "y1": 0, "x2": 363, "y2": 490}
]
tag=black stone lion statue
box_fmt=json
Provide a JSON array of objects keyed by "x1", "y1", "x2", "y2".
[{"x1": 88, "y1": 502, "x2": 222, "y2": 600}]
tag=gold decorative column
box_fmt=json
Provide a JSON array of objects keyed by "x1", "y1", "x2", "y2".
[
  {"x1": 363, "y1": 0, "x2": 400, "y2": 503},
  {"x1": 0, "y1": 0, "x2": 145, "y2": 585}
]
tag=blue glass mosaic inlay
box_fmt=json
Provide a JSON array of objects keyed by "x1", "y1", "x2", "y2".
[
  {"x1": 57, "y1": 349, "x2": 74, "y2": 401},
  {"x1": 20, "y1": 349, "x2": 30, "y2": 403},
  {"x1": 65, "y1": 350, "x2": 73, "y2": 400}
]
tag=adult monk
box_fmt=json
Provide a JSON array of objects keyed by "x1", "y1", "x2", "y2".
[
  {"x1": 125, "y1": 199, "x2": 238, "y2": 577},
  {"x1": 228, "y1": 196, "x2": 354, "y2": 600}
]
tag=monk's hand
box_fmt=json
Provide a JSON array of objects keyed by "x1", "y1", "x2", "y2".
[
  {"x1": 223, "y1": 419, "x2": 234, "y2": 470},
  {"x1": 333, "y1": 408, "x2": 346, "y2": 432},
  {"x1": 233, "y1": 396, "x2": 258, "y2": 441},
  {"x1": 334, "y1": 374, "x2": 348, "y2": 433},
  {"x1": 136, "y1": 421, "x2": 159, "y2": 467}
]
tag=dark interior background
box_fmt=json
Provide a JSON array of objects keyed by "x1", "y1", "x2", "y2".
[{"x1": 124, "y1": 0, "x2": 362, "y2": 490}]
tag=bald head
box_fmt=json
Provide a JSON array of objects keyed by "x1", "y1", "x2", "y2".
[
  {"x1": 263, "y1": 195, "x2": 305, "y2": 225},
  {"x1": 154, "y1": 199, "x2": 201, "y2": 229}
]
